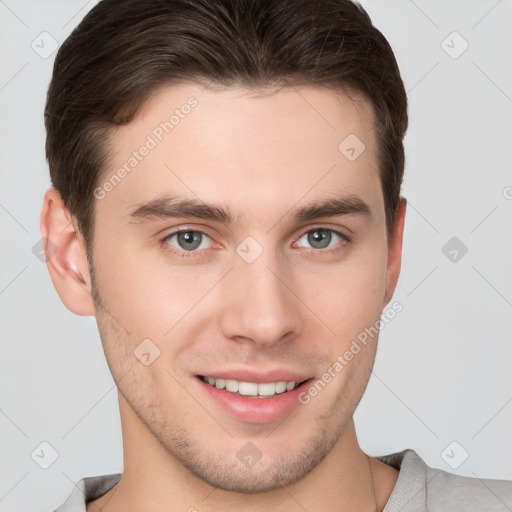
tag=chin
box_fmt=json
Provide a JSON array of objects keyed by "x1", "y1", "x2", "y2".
[{"x1": 167, "y1": 425, "x2": 340, "y2": 494}]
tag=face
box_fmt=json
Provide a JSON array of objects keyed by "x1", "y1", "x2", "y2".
[{"x1": 82, "y1": 83, "x2": 400, "y2": 492}]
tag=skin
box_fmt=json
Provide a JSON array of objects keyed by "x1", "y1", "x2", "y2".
[{"x1": 41, "y1": 83, "x2": 406, "y2": 511}]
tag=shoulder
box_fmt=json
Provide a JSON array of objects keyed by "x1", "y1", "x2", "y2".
[
  {"x1": 376, "y1": 449, "x2": 512, "y2": 511},
  {"x1": 425, "y1": 462, "x2": 512, "y2": 510},
  {"x1": 53, "y1": 473, "x2": 121, "y2": 512}
]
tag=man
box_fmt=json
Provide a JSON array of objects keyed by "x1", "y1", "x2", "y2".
[{"x1": 41, "y1": 0, "x2": 511, "y2": 510}]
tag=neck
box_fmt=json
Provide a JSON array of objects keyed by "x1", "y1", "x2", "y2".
[{"x1": 88, "y1": 393, "x2": 397, "y2": 512}]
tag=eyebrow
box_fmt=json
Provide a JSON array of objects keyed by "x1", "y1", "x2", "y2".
[{"x1": 127, "y1": 193, "x2": 372, "y2": 226}]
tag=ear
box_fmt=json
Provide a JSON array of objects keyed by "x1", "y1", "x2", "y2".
[
  {"x1": 39, "y1": 188, "x2": 96, "y2": 316},
  {"x1": 384, "y1": 197, "x2": 407, "y2": 306}
]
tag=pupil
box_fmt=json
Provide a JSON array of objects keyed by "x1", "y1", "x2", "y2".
[
  {"x1": 308, "y1": 229, "x2": 331, "y2": 249},
  {"x1": 178, "y1": 231, "x2": 201, "y2": 250}
]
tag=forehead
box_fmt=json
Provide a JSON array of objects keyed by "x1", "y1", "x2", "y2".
[{"x1": 100, "y1": 83, "x2": 382, "y2": 224}]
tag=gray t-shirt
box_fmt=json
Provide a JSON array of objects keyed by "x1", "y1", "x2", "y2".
[{"x1": 54, "y1": 449, "x2": 512, "y2": 511}]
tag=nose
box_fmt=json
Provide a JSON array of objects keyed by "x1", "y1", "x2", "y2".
[{"x1": 219, "y1": 250, "x2": 303, "y2": 349}]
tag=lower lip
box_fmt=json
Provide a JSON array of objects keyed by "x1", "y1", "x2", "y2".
[{"x1": 196, "y1": 377, "x2": 314, "y2": 424}]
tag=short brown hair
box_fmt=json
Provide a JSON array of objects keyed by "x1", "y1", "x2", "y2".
[{"x1": 45, "y1": 0, "x2": 408, "y2": 254}]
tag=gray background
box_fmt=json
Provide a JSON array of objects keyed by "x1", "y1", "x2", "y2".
[{"x1": 1, "y1": 0, "x2": 511, "y2": 510}]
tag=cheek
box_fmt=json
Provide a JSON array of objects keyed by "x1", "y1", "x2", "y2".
[
  {"x1": 92, "y1": 238, "x2": 230, "y2": 371},
  {"x1": 92, "y1": 227, "x2": 195, "y2": 331},
  {"x1": 297, "y1": 247, "x2": 388, "y2": 346}
]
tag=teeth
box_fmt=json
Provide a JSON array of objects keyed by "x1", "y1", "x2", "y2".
[
  {"x1": 238, "y1": 382, "x2": 258, "y2": 396},
  {"x1": 225, "y1": 379, "x2": 239, "y2": 393},
  {"x1": 202, "y1": 377, "x2": 298, "y2": 397},
  {"x1": 257, "y1": 382, "x2": 277, "y2": 396},
  {"x1": 275, "y1": 381, "x2": 287, "y2": 394}
]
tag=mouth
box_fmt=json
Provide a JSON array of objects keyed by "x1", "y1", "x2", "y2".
[
  {"x1": 195, "y1": 373, "x2": 314, "y2": 423},
  {"x1": 198, "y1": 375, "x2": 309, "y2": 398}
]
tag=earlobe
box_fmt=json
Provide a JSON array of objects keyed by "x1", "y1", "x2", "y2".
[
  {"x1": 384, "y1": 197, "x2": 407, "y2": 306},
  {"x1": 39, "y1": 188, "x2": 96, "y2": 316}
]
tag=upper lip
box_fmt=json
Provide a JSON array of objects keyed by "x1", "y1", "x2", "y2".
[{"x1": 197, "y1": 369, "x2": 313, "y2": 384}]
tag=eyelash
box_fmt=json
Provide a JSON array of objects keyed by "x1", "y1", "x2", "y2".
[
  {"x1": 160, "y1": 229, "x2": 216, "y2": 260},
  {"x1": 160, "y1": 227, "x2": 350, "y2": 259}
]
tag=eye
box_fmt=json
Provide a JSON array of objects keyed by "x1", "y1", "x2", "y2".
[
  {"x1": 163, "y1": 230, "x2": 213, "y2": 253},
  {"x1": 295, "y1": 228, "x2": 346, "y2": 250}
]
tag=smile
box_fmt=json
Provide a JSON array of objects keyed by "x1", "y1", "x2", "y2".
[
  {"x1": 196, "y1": 373, "x2": 314, "y2": 423},
  {"x1": 199, "y1": 376, "x2": 306, "y2": 398}
]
